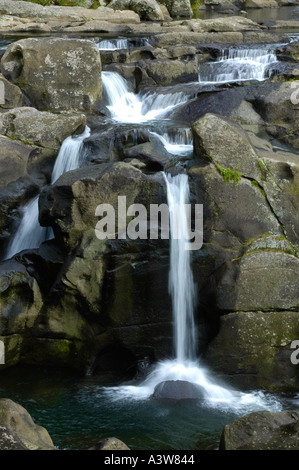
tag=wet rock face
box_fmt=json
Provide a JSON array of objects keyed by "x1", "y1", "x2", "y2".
[
  {"x1": 152, "y1": 380, "x2": 206, "y2": 400},
  {"x1": 189, "y1": 111, "x2": 299, "y2": 391},
  {"x1": 1, "y1": 38, "x2": 102, "y2": 113}
]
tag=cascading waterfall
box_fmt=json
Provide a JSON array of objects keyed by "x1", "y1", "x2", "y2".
[
  {"x1": 102, "y1": 71, "x2": 193, "y2": 123},
  {"x1": 150, "y1": 129, "x2": 193, "y2": 156},
  {"x1": 4, "y1": 126, "x2": 90, "y2": 259},
  {"x1": 198, "y1": 47, "x2": 278, "y2": 84}
]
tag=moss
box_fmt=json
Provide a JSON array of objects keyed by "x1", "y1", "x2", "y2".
[
  {"x1": 216, "y1": 165, "x2": 242, "y2": 185},
  {"x1": 258, "y1": 159, "x2": 267, "y2": 181},
  {"x1": 251, "y1": 179, "x2": 266, "y2": 197}
]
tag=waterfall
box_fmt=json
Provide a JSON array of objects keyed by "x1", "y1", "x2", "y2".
[
  {"x1": 163, "y1": 173, "x2": 197, "y2": 362},
  {"x1": 198, "y1": 47, "x2": 278, "y2": 84},
  {"x1": 4, "y1": 126, "x2": 90, "y2": 259},
  {"x1": 150, "y1": 129, "x2": 193, "y2": 156},
  {"x1": 51, "y1": 126, "x2": 90, "y2": 184},
  {"x1": 102, "y1": 71, "x2": 192, "y2": 123},
  {"x1": 97, "y1": 38, "x2": 150, "y2": 51},
  {"x1": 104, "y1": 171, "x2": 282, "y2": 412},
  {"x1": 97, "y1": 38, "x2": 129, "y2": 50}
]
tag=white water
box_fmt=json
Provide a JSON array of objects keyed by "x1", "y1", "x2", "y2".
[
  {"x1": 103, "y1": 173, "x2": 282, "y2": 413},
  {"x1": 164, "y1": 173, "x2": 197, "y2": 362},
  {"x1": 5, "y1": 127, "x2": 90, "y2": 259},
  {"x1": 97, "y1": 38, "x2": 129, "y2": 51},
  {"x1": 102, "y1": 71, "x2": 192, "y2": 123},
  {"x1": 150, "y1": 129, "x2": 193, "y2": 156},
  {"x1": 198, "y1": 47, "x2": 278, "y2": 84}
]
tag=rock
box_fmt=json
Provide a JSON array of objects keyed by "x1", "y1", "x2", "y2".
[
  {"x1": 192, "y1": 113, "x2": 261, "y2": 181},
  {"x1": 136, "y1": 57, "x2": 198, "y2": 86},
  {"x1": 109, "y1": 0, "x2": 164, "y2": 20},
  {"x1": 0, "y1": 108, "x2": 86, "y2": 151},
  {"x1": 39, "y1": 161, "x2": 160, "y2": 250},
  {"x1": 0, "y1": 136, "x2": 35, "y2": 191},
  {"x1": 130, "y1": 0, "x2": 164, "y2": 20},
  {"x1": 1, "y1": 38, "x2": 102, "y2": 113},
  {"x1": 244, "y1": 0, "x2": 279, "y2": 7},
  {"x1": 0, "y1": 258, "x2": 43, "y2": 336},
  {"x1": 188, "y1": 16, "x2": 262, "y2": 32},
  {"x1": 0, "y1": 426, "x2": 28, "y2": 450},
  {"x1": 123, "y1": 140, "x2": 170, "y2": 170},
  {"x1": 260, "y1": 152, "x2": 299, "y2": 245},
  {"x1": 152, "y1": 32, "x2": 243, "y2": 47},
  {"x1": 89, "y1": 437, "x2": 130, "y2": 450},
  {"x1": 204, "y1": 311, "x2": 299, "y2": 391},
  {"x1": 0, "y1": 1, "x2": 140, "y2": 23},
  {"x1": 220, "y1": 411, "x2": 299, "y2": 450},
  {"x1": 152, "y1": 380, "x2": 206, "y2": 400},
  {"x1": 189, "y1": 163, "x2": 282, "y2": 258},
  {"x1": 159, "y1": 0, "x2": 193, "y2": 18},
  {"x1": 34, "y1": 163, "x2": 172, "y2": 367},
  {"x1": 0, "y1": 398, "x2": 55, "y2": 450},
  {"x1": 0, "y1": 73, "x2": 23, "y2": 110},
  {"x1": 250, "y1": 82, "x2": 299, "y2": 149},
  {"x1": 217, "y1": 250, "x2": 299, "y2": 312}
]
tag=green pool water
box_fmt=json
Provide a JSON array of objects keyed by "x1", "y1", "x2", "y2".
[{"x1": 0, "y1": 366, "x2": 297, "y2": 450}]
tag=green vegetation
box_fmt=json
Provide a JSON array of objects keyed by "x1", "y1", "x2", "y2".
[
  {"x1": 216, "y1": 165, "x2": 242, "y2": 185},
  {"x1": 258, "y1": 159, "x2": 267, "y2": 181}
]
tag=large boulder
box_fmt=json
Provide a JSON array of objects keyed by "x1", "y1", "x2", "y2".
[
  {"x1": 0, "y1": 398, "x2": 55, "y2": 450},
  {"x1": 203, "y1": 310, "x2": 299, "y2": 391},
  {"x1": 192, "y1": 113, "x2": 261, "y2": 181},
  {"x1": 35, "y1": 163, "x2": 172, "y2": 367},
  {"x1": 220, "y1": 411, "x2": 299, "y2": 450},
  {"x1": 1, "y1": 38, "x2": 102, "y2": 113},
  {"x1": 0, "y1": 1, "x2": 140, "y2": 23},
  {"x1": 0, "y1": 108, "x2": 86, "y2": 152},
  {"x1": 0, "y1": 136, "x2": 36, "y2": 191},
  {"x1": 159, "y1": 0, "x2": 193, "y2": 18},
  {"x1": 109, "y1": 0, "x2": 164, "y2": 20},
  {"x1": 0, "y1": 73, "x2": 23, "y2": 110}
]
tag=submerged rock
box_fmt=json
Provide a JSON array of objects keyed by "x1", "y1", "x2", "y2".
[{"x1": 152, "y1": 380, "x2": 205, "y2": 400}]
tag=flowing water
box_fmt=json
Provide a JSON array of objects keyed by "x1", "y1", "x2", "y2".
[
  {"x1": 198, "y1": 47, "x2": 279, "y2": 84},
  {"x1": 102, "y1": 71, "x2": 195, "y2": 123},
  {"x1": 97, "y1": 37, "x2": 150, "y2": 50},
  {"x1": 4, "y1": 126, "x2": 90, "y2": 259},
  {"x1": 150, "y1": 130, "x2": 194, "y2": 156}
]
